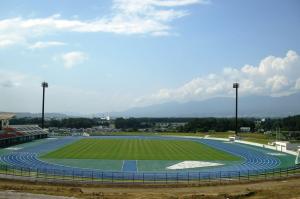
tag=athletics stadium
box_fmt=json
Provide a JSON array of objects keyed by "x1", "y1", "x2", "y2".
[{"x1": 0, "y1": 115, "x2": 299, "y2": 183}]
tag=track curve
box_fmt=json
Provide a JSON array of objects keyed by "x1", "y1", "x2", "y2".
[{"x1": 0, "y1": 136, "x2": 295, "y2": 180}]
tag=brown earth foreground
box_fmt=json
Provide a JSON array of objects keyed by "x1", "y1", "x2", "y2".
[{"x1": 0, "y1": 177, "x2": 300, "y2": 199}]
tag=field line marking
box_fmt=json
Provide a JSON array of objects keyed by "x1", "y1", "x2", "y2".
[
  {"x1": 136, "y1": 160, "x2": 138, "y2": 172},
  {"x1": 121, "y1": 160, "x2": 125, "y2": 171}
]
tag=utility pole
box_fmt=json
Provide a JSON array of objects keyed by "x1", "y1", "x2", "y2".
[
  {"x1": 233, "y1": 83, "x2": 239, "y2": 136},
  {"x1": 41, "y1": 82, "x2": 48, "y2": 129}
]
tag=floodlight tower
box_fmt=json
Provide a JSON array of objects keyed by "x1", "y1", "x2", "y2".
[
  {"x1": 41, "y1": 82, "x2": 48, "y2": 129},
  {"x1": 233, "y1": 83, "x2": 239, "y2": 136}
]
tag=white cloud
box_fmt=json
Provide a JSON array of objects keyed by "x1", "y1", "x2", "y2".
[
  {"x1": 0, "y1": 0, "x2": 205, "y2": 48},
  {"x1": 28, "y1": 41, "x2": 66, "y2": 49},
  {"x1": 266, "y1": 75, "x2": 289, "y2": 92},
  {"x1": 0, "y1": 70, "x2": 28, "y2": 88},
  {"x1": 295, "y1": 78, "x2": 300, "y2": 90},
  {"x1": 41, "y1": 64, "x2": 49, "y2": 68},
  {"x1": 61, "y1": 51, "x2": 88, "y2": 69},
  {"x1": 0, "y1": 34, "x2": 24, "y2": 47},
  {"x1": 113, "y1": 0, "x2": 195, "y2": 22},
  {"x1": 135, "y1": 50, "x2": 300, "y2": 106}
]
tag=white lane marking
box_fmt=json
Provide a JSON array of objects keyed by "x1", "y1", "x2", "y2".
[{"x1": 121, "y1": 160, "x2": 125, "y2": 171}]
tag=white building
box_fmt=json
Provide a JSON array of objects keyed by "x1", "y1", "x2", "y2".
[
  {"x1": 273, "y1": 141, "x2": 300, "y2": 152},
  {"x1": 71, "y1": 132, "x2": 90, "y2": 137},
  {"x1": 240, "y1": 127, "x2": 251, "y2": 133}
]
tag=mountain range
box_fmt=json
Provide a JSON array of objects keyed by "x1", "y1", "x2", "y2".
[
  {"x1": 4, "y1": 93, "x2": 300, "y2": 118},
  {"x1": 109, "y1": 93, "x2": 300, "y2": 118},
  {"x1": 12, "y1": 112, "x2": 69, "y2": 119}
]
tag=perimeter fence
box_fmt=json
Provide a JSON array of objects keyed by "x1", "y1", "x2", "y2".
[{"x1": 0, "y1": 163, "x2": 300, "y2": 184}]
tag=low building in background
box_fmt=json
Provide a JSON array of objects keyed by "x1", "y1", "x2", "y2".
[
  {"x1": 272, "y1": 141, "x2": 300, "y2": 152},
  {"x1": 240, "y1": 127, "x2": 251, "y2": 133}
]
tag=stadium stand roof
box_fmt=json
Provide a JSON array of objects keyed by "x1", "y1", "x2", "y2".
[{"x1": 0, "y1": 113, "x2": 15, "y2": 120}]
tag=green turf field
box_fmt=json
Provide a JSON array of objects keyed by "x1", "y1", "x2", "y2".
[{"x1": 42, "y1": 139, "x2": 240, "y2": 161}]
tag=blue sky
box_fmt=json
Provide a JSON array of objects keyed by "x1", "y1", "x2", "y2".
[{"x1": 0, "y1": 0, "x2": 300, "y2": 114}]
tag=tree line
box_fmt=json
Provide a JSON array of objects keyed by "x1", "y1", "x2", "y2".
[
  {"x1": 9, "y1": 115, "x2": 300, "y2": 132},
  {"x1": 177, "y1": 118, "x2": 256, "y2": 132},
  {"x1": 179, "y1": 116, "x2": 300, "y2": 132},
  {"x1": 114, "y1": 116, "x2": 300, "y2": 132},
  {"x1": 10, "y1": 118, "x2": 109, "y2": 129}
]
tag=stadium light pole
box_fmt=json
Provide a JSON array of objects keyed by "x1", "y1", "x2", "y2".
[
  {"x1": 233, "y1": 83, "x2": 239, "y2": 136},
  {"x1": 41, "y1": 82, "x2": 48, "y2": 129}
]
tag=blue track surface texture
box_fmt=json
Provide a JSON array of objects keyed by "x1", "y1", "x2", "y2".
[{"x1": 122, "y1": 160, "x2": 137, "y2": 172}]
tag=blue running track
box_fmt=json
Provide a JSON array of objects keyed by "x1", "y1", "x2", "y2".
[
  {"x1": 0, "y1": 136, "x2": 296, "y2": 181},
  {"x1": 122, "y1": 160, "x2": 137, "y2": 172}
]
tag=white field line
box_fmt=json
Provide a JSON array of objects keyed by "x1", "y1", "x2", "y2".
[
  {"x1": 121, "y1": 160, "x2": 125, "y2": 171},
  {"x1": 267, "y1": 152, "x2": 287, "y2": 156},
  {"x1": 166, "y1": 161, "x2": 223, "y2": 170},
  {"x1": 136, "y1": 160, "x2": 138, "y2": 172},
  {"x1": 5, "y1": 147, "x2": 23, "y2": 150}
]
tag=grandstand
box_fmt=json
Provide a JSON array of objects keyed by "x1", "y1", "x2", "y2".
[{"x1": 0, "y1": 113, "x2": 48, "y2": 147}]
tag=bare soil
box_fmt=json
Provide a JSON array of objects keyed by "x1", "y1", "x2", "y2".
[{"x1": 0, "y1": 177, "x2": 300, "y2": 199}]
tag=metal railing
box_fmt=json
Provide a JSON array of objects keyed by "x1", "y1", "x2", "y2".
[{"x1": 0, "y1": 164, "x2": 299, "y2": 184}]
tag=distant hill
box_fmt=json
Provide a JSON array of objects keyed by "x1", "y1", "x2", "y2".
[
  {"x1": 110, "y1": 93, "x2": 300, "y2": 118},
  {"x1": 6, "y1": 93, "x2": 300, "y2": 119},
  {"x1": 13, "y1": 112, "x2": 69, "y2": 119}
]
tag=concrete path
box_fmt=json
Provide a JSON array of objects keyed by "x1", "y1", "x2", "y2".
[{"x1": 0, "y1": 190, "x2": 76, "y2": 199}]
